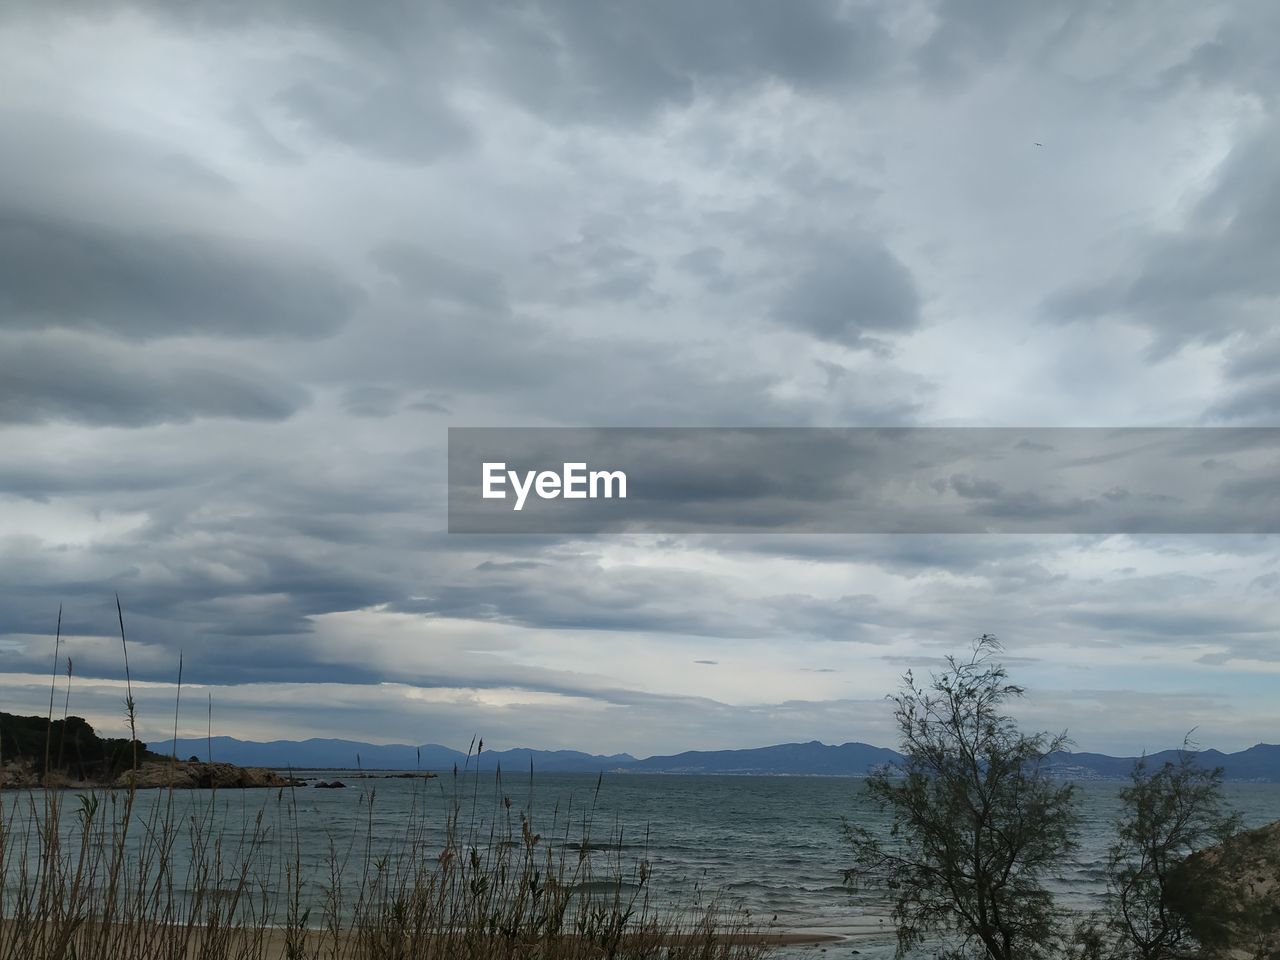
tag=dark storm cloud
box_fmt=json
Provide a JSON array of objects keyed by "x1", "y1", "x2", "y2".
[
  {"x1": 1207, "y1": 329, "x2": 1280, "y2": 423},
  {"x1": 308, "y1": 301, "x2": 924, "y2": 427},
  {"x1": 0, "y1": 207, "x2": 360, "y2": 340},
  {"x1": 249, "y1": 1, "x2": 892, "y2": 118},
  {"x1": 7, "y1": 0, "x2": 897, "y2": 132},
  {"x1": 772, "y1": 237, "x2": 921, "y2": 349},
  {"x1": 0, "y1": 335, "x2": 307, "y2": 426},
  {"x1": 0, "y1": 439, "x2": 446, "y2": 669},
  {"x1": 1208, "y1": 379, "x2": 1280, "y2": 422},
  {"x1": 0, "y1": 520, "x2": 414, "y2": 683},
  {"x1": 0, "y1": 628, "x2": 389, "y2": 688},
  {"x1": 0, "y1": 462, "x2": 185, "y2": 500},
  {"x1": 3, "y1": 484, "x2": 983, "y2": 659},
  {"x1": 1045, "y1": 128, "x2": 1280, "y2": 356},
  {"x1": 479, "y1": 0, "x2": 895, "y2": 122},
  {"x1": 1223, "y1": 336, "x2": 1280, "y2": 381}
]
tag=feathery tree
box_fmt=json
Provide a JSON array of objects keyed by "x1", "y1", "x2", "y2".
[
  {"x1": 845, "y1": 635, "x2": 1078, "y2": 960},
  {"x1": 1105, "y1": 746, "x2": 1241, "y2": 959}
]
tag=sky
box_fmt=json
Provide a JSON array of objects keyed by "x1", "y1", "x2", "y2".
[{"x1": 1, "y1": 0, "x2": 1279, "y2": 758}]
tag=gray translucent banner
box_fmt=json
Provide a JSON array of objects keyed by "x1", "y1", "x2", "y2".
[{"x1": 447, "y1": 428, "x2": 1280, "y2": 534}]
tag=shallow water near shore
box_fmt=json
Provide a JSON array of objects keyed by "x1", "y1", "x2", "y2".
[{"x1": 6, "y1": 772, "x2": 1280, "y2": 959}]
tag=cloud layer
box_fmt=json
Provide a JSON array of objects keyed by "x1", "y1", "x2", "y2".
[{"x1": 1, "y1": 1, "x2": 1279, "y2": 756}]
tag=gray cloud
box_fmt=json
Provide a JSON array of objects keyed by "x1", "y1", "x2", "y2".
[
  {"x1": 1165, "y1": 1, "x2": 1280, "y2": 106},
  {"x1": 0, "y1": 334, "x2": 307, "y2": 426},
  {"x1": 773, "y1": 237, "x2": 920, "y2": 349},
  {"x1": 1208, "y1": 378, "x2": 1280, "y2": 422},
  {"x1": 0, "y1": 110, "x2": 237, "y2": 198},
  {"x1": 531, "y1": 226, "x2": 663, "y2": 307},
  {"x1": 916, "y1": 0, "x2": 1072, "y2": 85},
  {"x1": 372, "y1": 241, "x2": 509, "y2": 312},
  {"x1": 1045, "y1": 128, "x2": 1280, "y2": 356},
  {"x1": 277, "y1": 68, "x2": 472, "y2": 164},
  {"x1": 5, "y1": 0, "x2": 898, "y2": 134},
  {"x1": 0, "y1": 207, "x2": 360, "y2": 340},
  {"x1": 340, "y1": 385, "x2": 401, "y2": 418},
  {"x1": 305, "y1": 299, "x2": 924, "y2": 427},
  {"x1": 484, "y1": 0, "x2": 895, "y2": 122}
]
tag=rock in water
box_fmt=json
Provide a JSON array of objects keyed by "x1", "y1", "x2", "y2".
[{"x1": 113, "y1": 760, "x2": 303, "y2": 789}]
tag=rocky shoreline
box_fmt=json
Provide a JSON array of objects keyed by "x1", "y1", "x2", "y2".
[
  {"x1": 117, "y1": 760, "x2": 304, "y2": 789},
  {"x1": 1, "y1": 759, "x2": 448, "y2": 790},
  {"x1": 1, "y1": 758, "x2": 303, "y2": 790},
  {"x1": 1170, "y1": 818, "x2": 1280, "y2": 958}
]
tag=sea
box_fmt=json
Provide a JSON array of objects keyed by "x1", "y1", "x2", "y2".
[{"x1": 6, "y1": 771, "x2": 1280, "y2": 959}]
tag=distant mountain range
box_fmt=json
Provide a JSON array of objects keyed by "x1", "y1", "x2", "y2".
[
  {"x1": 156, "y1": 737, "x2": 635, "y2": 774},
  {"x1": 154, "y1": 736, "x2": 1280, "y2": 782},
  {"x1": 1042, "y1": 744, "x2": 1280, "y2": 783},
  {"x1": 626, "y1": 740, "x2": 902, "y2": 775}
]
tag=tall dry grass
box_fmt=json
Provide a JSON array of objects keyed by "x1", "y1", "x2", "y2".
[{"x1": 0, "y1": 605, "x2": 773, "y2": 960}]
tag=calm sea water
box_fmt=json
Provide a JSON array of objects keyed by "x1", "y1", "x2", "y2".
[{"x1": 7, "y1": 772, "x2": 1280, "y2": 959}]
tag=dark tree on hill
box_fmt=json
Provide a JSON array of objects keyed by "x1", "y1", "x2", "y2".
[
  {"x1": 843, "y1": 635, "x2": 1078, "y2": 960},
  {"x1": 0, "y1": 711, "x2": 148, "y2": 780},
  {"x1": 1105, "y1": 746, "x2": 1241, "y2": 959}
]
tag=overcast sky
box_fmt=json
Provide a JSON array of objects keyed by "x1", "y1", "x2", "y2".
[{"x1": 2, "y1": 1, "x2": 1279, "y2": 758}]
